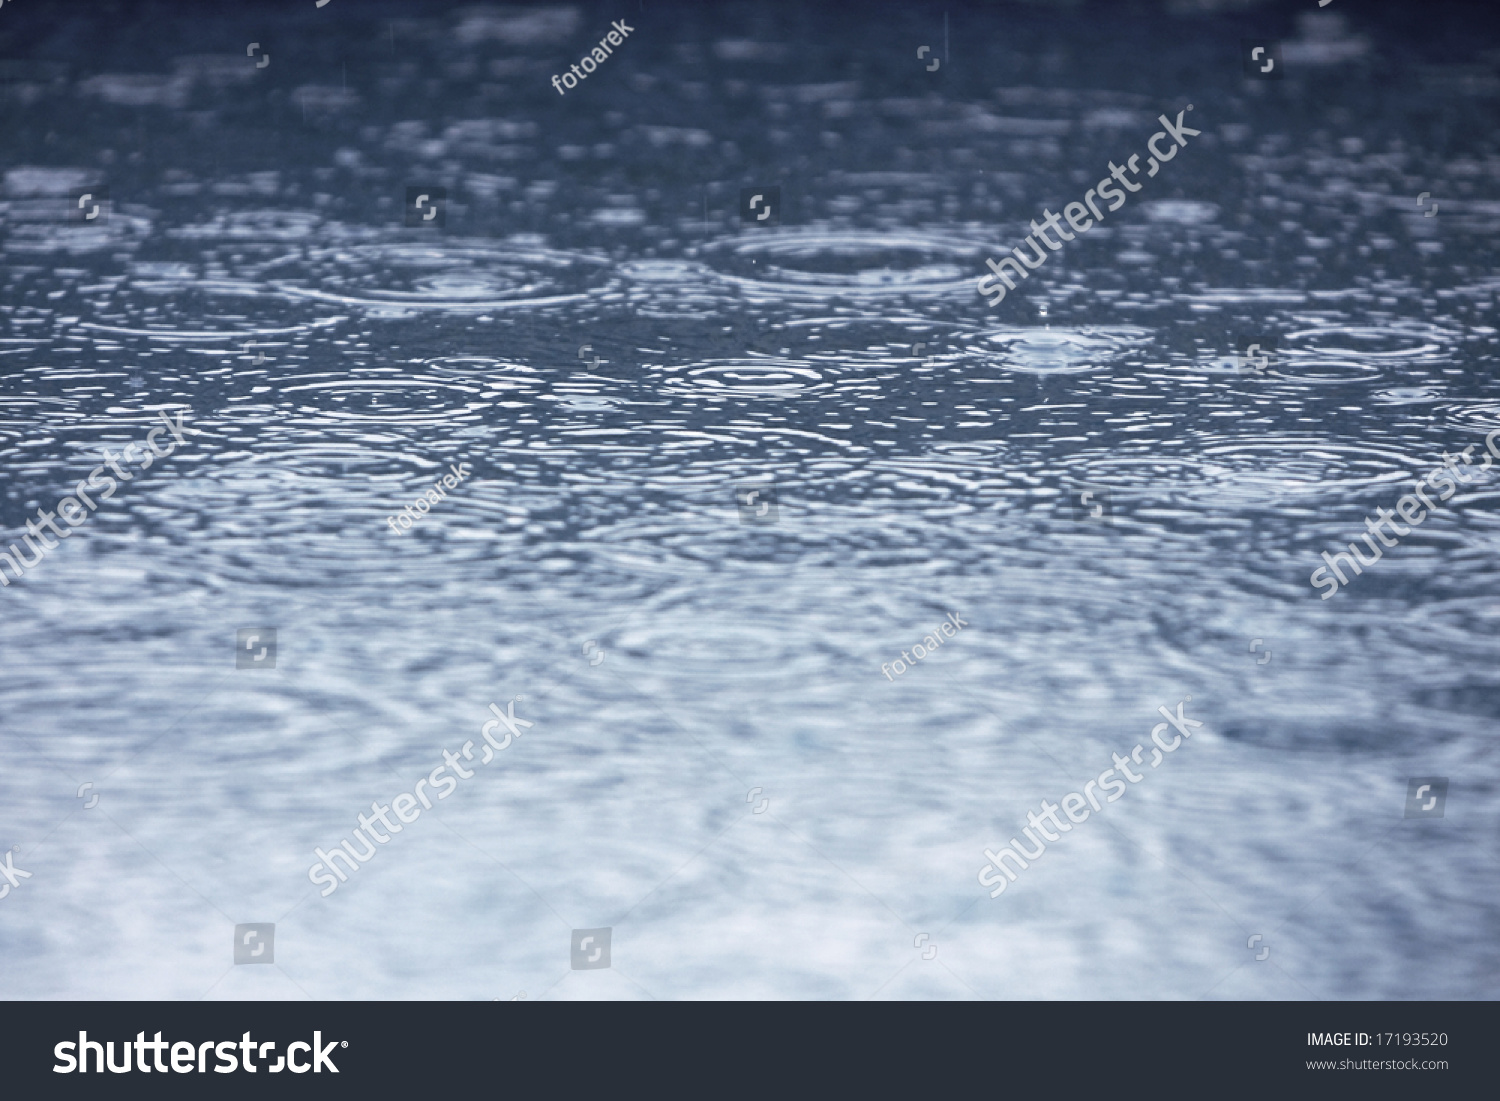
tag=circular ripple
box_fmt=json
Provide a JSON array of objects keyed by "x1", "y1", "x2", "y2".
[
  {"x1": 278, "y1": 371, "x2": 492, "y2": 425},
  {"x1": 619, "y1": 259, "x2": 737, "y2": 318},
  {"x1": 1263, "y1": 357, "x2": 1384, "y2": 384},
  {"x1": 169, "y1": 210, "x2": 329, "y2": 241},
  {"x1": 1058, "y1": 437, "x2": 1425, "y2": 510},
  {"x1": 77, "y1": 316, "x2": 343, "y2": 343},
  {"x1": 694, "y1": 230, "x2": 986, "y2": 300},
  {"x1": 1434, "y1": 400, "x2": 1500, "y2": 437},
  {"x1": 552, "y1": 394, "x2": 622, "y2": 411},
  {"x1": 954, "y1": 325, "x2": 1152, "y2": 375},
  {"x1": 262, "y1": 242, "x2": 609, "y2": 314},
  {"x1": 868, "y1": 442, "x2": 1021, "y2": 500},
  {"x1": 1374, "y1": 386, "x2": 1445, "y2": 404},
  {"x1": 927, "y1": 440, "x2": 1010, "y2": 461},
  {"x1": 655, "y1": 357, "x2": 827, "y2": 399},
  {"x1": 620, "y1": 259, "x2": 715, "y2": 283},
  {"x1": 419, "y1": 355, "x2": 540, "y2": 379},
  {"x1": 1282, "y1": 322, "x2": 1459, "y2": 359},
  {"x1": 1139, "y1": 200, "x2": 1220, "y2": 225},
  {"x1": 5, "y1": 214, "x2": 153, "y2": 255}
]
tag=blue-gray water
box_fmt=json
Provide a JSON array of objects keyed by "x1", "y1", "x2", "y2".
[{"x1": 2, "y1": 0, "x2": 1498, "y2": 1000}]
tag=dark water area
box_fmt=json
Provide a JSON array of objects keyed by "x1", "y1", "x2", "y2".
[{"x1": 1, "y1": 0, "x2": 1498, "y2": 1000}]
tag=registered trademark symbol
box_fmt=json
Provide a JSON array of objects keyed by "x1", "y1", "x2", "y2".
[{"x1": 341, "y1": 1041, "x2": 348, "y2": 1047}]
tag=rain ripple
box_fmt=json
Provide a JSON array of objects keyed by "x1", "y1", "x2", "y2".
[
  {"x1": 691, "y1": 230, "x2": 987, "y2": 302},
  {"x1": 951, "y1": 326, "x2": 1153, "y2": 375},
  {"x1": 261, "y1": 241, "x2": 612, "y2": 315}
]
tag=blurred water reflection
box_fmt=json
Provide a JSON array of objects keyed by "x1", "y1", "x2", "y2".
[{"x1": 0, "y1": 0, "x2": 1497, "y2": 1001}]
